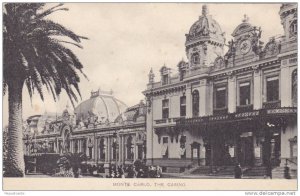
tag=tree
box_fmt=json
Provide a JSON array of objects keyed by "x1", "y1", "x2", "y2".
[
  {"x1": 56, "y1": 152, "x2": 87, "y2": 178},
  {"x1": 3, "y1": 3, "x2": 87, "y2": 177}
]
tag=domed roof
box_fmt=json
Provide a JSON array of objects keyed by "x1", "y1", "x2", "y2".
[
  {"x1": 115, "y1": 101, "x2": 146, "y2": 124},
  {"x1": 186, "y1": 5, "x2": 224, "y2": 45},
  {"x1": 74, "y1": 89, "x2": 127, "y2": 123}
]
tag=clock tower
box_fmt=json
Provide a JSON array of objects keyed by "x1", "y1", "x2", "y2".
[{"x1": 225, "y1": 15, "x2": 263, "y2": 67}]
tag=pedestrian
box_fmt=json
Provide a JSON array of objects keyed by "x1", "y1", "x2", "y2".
[
  {"x1": 118, "y1": 165, "x2": 125, "y2": 178},
  {"x1": 127, "y1": 165, "x2": 137, "y2": 178},
  {"x1": 137, "y1": 168, "x2": 144, "y2": 178},
  {"x1": 234, "y1": 163, "x2": 242, "y2": 179}
]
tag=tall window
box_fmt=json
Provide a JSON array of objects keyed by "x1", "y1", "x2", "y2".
[
  {"x1": 162, "y1": 75, "x2": 169, "y2": 85},
  {"x1": 126, "y1": 136, "x2": 134, "y2": 160},
  {"x1": 74, "y1": 140, "x2": 78, "y2": 153},
  {"x1": 239, "y1": 82, "x2": 251, "y2": 105},
  {"x1": 292, "y1": 70, "x2": 297, "y2": 107},
  {"x1": 266, "y1": 76, "x2": 279, "y2": 102},
  {"x1": 82, "y1": 139, "x2": 87, "y2": 155},
  {"x1": 99, "y1": 138, "x2": 105, "y2": 160},
  {"x1": 180, "y1": 70, "x2": 186, "y2": 81},
  {"x1": 162, "y1": 137, "x2": 169, "y2": 158},
  {"x1": 192, "y1": 90, "x2": 199, "y2": 117},
  {"x1": 112, "y1": 138, "x2": 118, "y2": 160},
  {"x1": 162, "y1": 99, "x2": 169, "y2": 119},
  {"x1": 290, "y1": 20, "x2": 297, "y2": 37},
  {"x1": 215, "y1": 86, "x2": 227, "y2": 108},
  {"x1": 180, "y1": 96, "x2": 186, "y2": 117},
  {"x1": 192, "y1": 53, "x2": 200, "y2": 64}
]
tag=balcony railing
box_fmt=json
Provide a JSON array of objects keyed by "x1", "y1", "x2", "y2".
[
  {"x1": 263, "y1": 100, "x2": 281, "y2": 109},
  {"x1": 236, "y1": 104, "x2": 253, "y2": 113},
  {"x1": 213, "y1": 107, "x2": 228, "y2": 115},
  {"x1": 155, "y1": 117, "x2": 183, "y2": 125}
]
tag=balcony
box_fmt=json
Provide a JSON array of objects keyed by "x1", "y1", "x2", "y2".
[
  {"x1": 236, "y1": 104, "x2": 253, "y2": 113},
  {"x1": 213, "y1": 107, "x2": 228, "y2": 115},
  {"x1": 154, "y1": 117, "x2": 183, "y2": 127},
  {"x1": 263, "y1": 100, "x2": 281, "y2": 109}
]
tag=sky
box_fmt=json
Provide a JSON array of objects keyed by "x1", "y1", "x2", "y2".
[{"x1": 2, "y1": 3, "x2": 284, "y2": 126}]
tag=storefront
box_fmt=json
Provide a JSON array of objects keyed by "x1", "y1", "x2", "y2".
[{"x1": 176, "y1": 107, "x2": 296, "y2": 167}]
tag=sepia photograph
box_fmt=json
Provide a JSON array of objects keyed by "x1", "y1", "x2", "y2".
[{"x1": 2, "y1": 1, "x2": 298, "y2": 191}]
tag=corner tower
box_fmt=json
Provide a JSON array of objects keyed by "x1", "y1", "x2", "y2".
[
  {"x1": 185, "y1": 5, "x2": 225, "y2": 69},
  {"x1": 279, "y1": 3, "x2": 297, "y2": 42}
]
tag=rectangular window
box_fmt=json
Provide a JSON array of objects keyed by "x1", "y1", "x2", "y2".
[
  {"x1": 180, "y1": 96, "x2": 186, "y2": 117},
  {"x1": 215, "y1": 86, "x2": 227, "y2": 108},
  {"x1": 162, "y1": 75, "x2": 168, "y2": 85},
  {"x1": 180, "y1": 70, "x2": 186, "y2": 81},
  {"x1": 162, "y1": 99, "x2": 169, "y2": 119},
  {"x1": 266, "y1": 76, "x2": 279, "y2": 102},
  {"x1": 163, "y1": 137, "x2": 168, "y2": 144},
  {"x1": 162, "y1": 137, "x2": 168, "y2": 158},
  {"x1": 239, "y1": 82, "x2": 251, "y2": 105}
]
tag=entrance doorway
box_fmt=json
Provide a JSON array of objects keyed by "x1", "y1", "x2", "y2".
[
  {"x1": 205, "y1": 144, "x2": 211, "y2": 166},
  {"x1": 239, "y1": 135, "x2": 254, "y2": 166},
  {"x1": 262, "y1": 132, "x2": 281, "y2": 166}
]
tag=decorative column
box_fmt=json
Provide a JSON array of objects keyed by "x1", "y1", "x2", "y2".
[
  {"x1": 253, "y1": 66, "x2": 262, "y2": 110},
  {"x1": 199, "y1": 79, "x2": 210, "y2": 116},
  {"x1": 118, "y1": 134, "x2": 122, "y2": 164},
  {"x1": 228, "y1": 73, "x2": 237, "y2": 113},
  {"x1": 70, "y1": 139, "x2": 73, "y2": 153},
  {"x1": 78, "y1": 139, "x2": 82, "y2": 153},
  {"x1": 280, "y1": 59, "x2": 292, "y2": 107},
  {"x1": 186, "y1": 85, "x2": 193, "y2": 118},
  {"x1": 134, "y1": 134, "x2": 137, "y2": 161},
  {"x1": 94, "y1": 136, "x2": 97, "y2": 162},
  {"x1": 107, "y1": 137, "x2": 111, "y2": 163}
]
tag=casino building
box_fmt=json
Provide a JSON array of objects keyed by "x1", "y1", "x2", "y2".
[
  {"x1": 23, "y1": 89, "x2": 146, "y2": 168},
  {"x1": 143, "y1": 4, "x2": 297, "y2": 173}
]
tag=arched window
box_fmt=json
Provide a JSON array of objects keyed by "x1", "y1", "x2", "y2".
[
  {"x1": 290, "y1": 20, "x2": 297, "y2": 37},
  {"x1": 99, "y1": 138, "x2": 105, "y2": 160},
  {"x1": 64, "y1": 130, "x2": 70, "y2": 153},
  {"x1": 82, "y1": 139, "x2": 87, "y2": 155},
  {"x1": 191, "y1": 53, "x2": 200, "y2": 65},
  {"x1": 112, "y1": 138, "x2": 118, "y2": 160},
  {"x1": 292, "y1": 69, "x2": 297, "y2": 107},
  {"x1": 192, "y1": 90, "x2": 199, "y2": 117},
  {"x1": 126, "y1": 136, "x2": 134, "y2": 160},
  {"x1": 74, "y1": 140, "x2": 78, "y2": 153}
]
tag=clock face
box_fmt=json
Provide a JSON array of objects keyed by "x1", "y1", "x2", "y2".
[{"x1": 239, "y1": 39, "x2": 251, "y2": 54}]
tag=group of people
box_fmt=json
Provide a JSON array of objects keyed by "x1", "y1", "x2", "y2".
[{"x1": 107, "y1": 165, "x2": 162, "y2": 178}]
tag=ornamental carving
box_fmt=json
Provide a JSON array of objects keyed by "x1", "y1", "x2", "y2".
[
  {"x1": 214, "y1": 56, "x2": 224, "y2": 69},
  {"x1": 264, "y1": 38, "x2": 279, "y2": 56}
]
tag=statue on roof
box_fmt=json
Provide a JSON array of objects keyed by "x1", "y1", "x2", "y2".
[
  {"x1": 242, "y1": 14, "x2": 249, "y2": 23},
  {"x1": 148, "y1": 68, "x2": 155, "y2": 84},
  {"x1": 224, "y1": 39, "x2": 236, "y2": 66}
]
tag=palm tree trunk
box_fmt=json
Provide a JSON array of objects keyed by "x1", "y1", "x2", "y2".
[{"x1": 5, "y1": 79, "x2": 25, "y2": 177}]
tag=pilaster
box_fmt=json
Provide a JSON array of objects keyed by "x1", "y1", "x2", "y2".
[
  {"x1": 253, "y1": 67, "x2": 262, "y2": 110},
  {"x1": 228, "y1": 74, "x2": 237, "y2": 113}
]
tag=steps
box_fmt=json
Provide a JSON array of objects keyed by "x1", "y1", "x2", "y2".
[
  {"x1": 191, "y1": 166, "x2": 212, "y2": 175},
  {"x1": 272, "y1": 166, "x2": 297, "y2": 179},
  {"x1": 215, "y1": 166, "x2": 235, "y2": 176},
  {"x1": 243, "y1": 166, "x2": 267, "y2": 177}
]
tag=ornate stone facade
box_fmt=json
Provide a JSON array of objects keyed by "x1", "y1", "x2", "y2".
[
  {"x1": 143, "y1": 4, "x2": 297, "y2": 173},
  {"x1": 23, "y1": 90, "x2": 146, "y2": 169}
]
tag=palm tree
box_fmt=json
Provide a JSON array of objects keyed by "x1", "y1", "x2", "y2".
[{"x1": 3, "y1": 3, "x2": 88, "y2": 177}]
